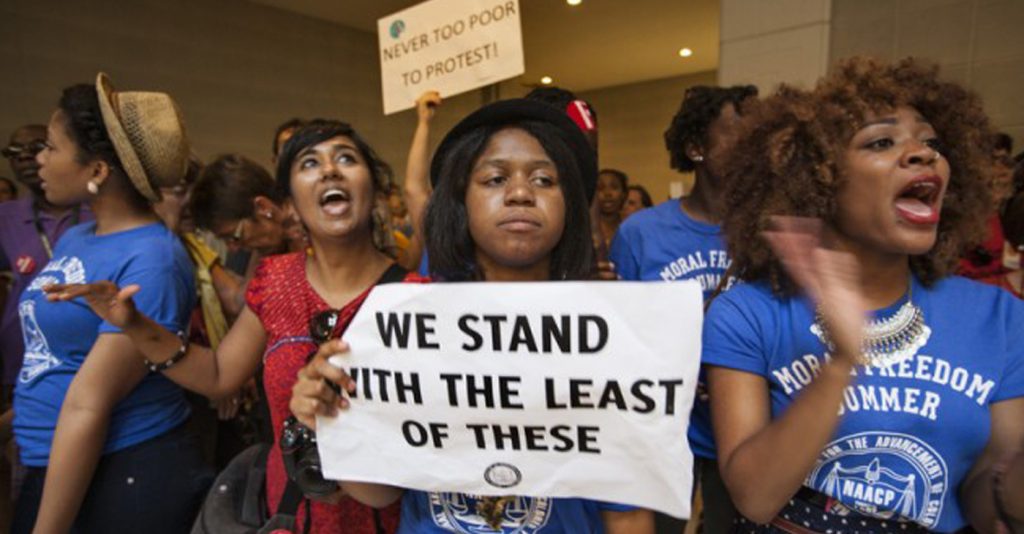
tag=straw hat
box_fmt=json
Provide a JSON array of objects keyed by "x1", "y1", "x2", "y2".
[{"x1": 95, "y1": 73, "x2": 189, "y2": 201}]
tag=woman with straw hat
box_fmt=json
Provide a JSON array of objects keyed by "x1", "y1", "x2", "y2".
[{"x1": 10, "y1": 74, "x2": 210, "y2": 533}]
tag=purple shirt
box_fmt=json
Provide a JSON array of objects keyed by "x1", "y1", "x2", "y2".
[{"x1": 0, "y1": 198, "x2": 91, "y2": 385}]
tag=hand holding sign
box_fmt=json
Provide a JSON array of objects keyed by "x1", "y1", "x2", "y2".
[
  {"x1": 378, "y1": 0, "x2": 524, "y2": 114},
  {"x1": 290, "y1": 339, "x2": 356, "y2": 429},
  {"x1": 316, "y1": 281, "x2": 703, "y2": 518},
  {"x1": 416, "y1": 90, "x2": 442, "y2": 123}
]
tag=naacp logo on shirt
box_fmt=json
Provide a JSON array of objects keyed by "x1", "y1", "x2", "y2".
[
  {"x1": 806, "y1": 431, "x2": 948, "y2": 528},
  {"x1": 429, "y1": 492, "x2": 552, "y2": 533},
  {"x1": 19, "y1": 256, "x2": 86, "y2": 384}
]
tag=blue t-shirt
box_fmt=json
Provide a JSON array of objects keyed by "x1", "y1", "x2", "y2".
[
  {"x1": 609, "y1": 199, "x2": 733, "y2": 300},
  {"x1": 609, "y1": 199, "x2": 732, "y2": 460},
  {"x1": 702, "y1": 276, "x2": 1024, "y2": 532},
  {"x1": 399, "y1": 491, "x2": 633, "y2": 533},
  {"x1": 13, "y1": 222, "x2": 195, "y2": 467}
]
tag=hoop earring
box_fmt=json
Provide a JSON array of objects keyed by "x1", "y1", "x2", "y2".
[{"x1": 87, "y1": 180, "x2": 99, "y2": 195}]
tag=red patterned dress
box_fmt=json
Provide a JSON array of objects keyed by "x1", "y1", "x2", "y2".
[{"x1": 245, "y1": 252, "x2": 423, "y2": 533}]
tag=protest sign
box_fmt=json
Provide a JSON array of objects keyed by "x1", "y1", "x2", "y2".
[
  {"x1": 377, "y1": 0, "x2": 525, "y2": 114},
  {"x1": 316, "y1": 281, "x2": 703, "y2": 519}
]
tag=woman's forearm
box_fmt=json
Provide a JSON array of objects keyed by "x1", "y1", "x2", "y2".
[
  {"x1": 404, "y1": 119, "x2": 432, "y2": 236},
  {"x1": 32, "y1": 406, "x2": 109, "y2": 533},
  {"x1": 120, "y1": 309, "x2": 264, "y2": 399},
  {"x1": 961, "y1": 398, "x2": 1024, "y2": 532},
  {"x1": 1004, "y1": 452, "x2": 1024, "y2": 521},
  {"x1": 716, "y1": 359, "x2": 854, "y2": 523}
]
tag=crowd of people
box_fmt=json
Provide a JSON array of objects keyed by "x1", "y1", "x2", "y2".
[{"x1": 0, "y1": 55, "x2": 1023, "y2": 534}]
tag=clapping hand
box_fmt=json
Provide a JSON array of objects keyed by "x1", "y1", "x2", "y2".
[
  {"x1": 44, "y1": 281, "x2": 141, "y2": 330},
  {"x1": 762, "y1": 216, "x2": 867, "y2": 365}
]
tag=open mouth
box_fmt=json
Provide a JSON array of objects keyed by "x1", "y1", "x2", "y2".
[
  {"x1": 893, "y1": 176, "x2": 943, "y2": 225},
  {"x1": 319, "y1": 187, "x2": 351, "y2": 216}
]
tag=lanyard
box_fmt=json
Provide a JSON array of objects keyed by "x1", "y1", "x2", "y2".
[{"x1": 31, "y1": 204, "x2": 80, "y2": 259}]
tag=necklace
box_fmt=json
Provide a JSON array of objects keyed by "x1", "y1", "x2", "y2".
[{"x1": 810, "y1": 281, "x2": 930, "y2": 367}]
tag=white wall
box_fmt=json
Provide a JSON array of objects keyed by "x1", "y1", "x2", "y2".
[{"x1": 830, "y1": 0, "x2": 1024, "y2": 151}]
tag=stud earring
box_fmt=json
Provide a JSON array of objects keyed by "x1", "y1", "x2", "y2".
[
  {"x1": 692, "y1": 155, "x2": 704, "y2": 162},
  {"x1": 263, "y1": 212, "x2": 273, "y2": 219},
  {"x1": 87, "y1": 180, "x2": 99, "y2": 195}
]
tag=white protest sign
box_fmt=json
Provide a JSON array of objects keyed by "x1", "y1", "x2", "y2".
[
  {"x1": 317, "y1": 281, "x2": 703, "y2": 518},
  {"x1": 377, "y1": 0, "x2": 525, "y2": 115}
]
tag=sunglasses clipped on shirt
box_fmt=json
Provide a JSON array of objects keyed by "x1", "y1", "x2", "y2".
[
  {"x1": 309, "y1": 309, "x2": 343, "y2": 346},
  {"x1": 2, "y1": 141, "x2": 47, "y2": 159}
]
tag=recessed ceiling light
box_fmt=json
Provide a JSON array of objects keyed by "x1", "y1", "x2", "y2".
[
  {"x1": 679, "y1": 47, "x2": 693, "y2": 58},
  {"x1": 541, "y1": 76, "x2": 553, "y2": 85},
  {"x1": 567, "y1": 0, "x2": 582, "y2": 5}
]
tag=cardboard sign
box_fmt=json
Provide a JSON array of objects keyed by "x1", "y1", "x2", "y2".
[
  {"x1": 377, "y1": 0, "x2": 525, "y2": 115},
  {"x1": 317, "y1": 281, "x2": 703, "y2": 518}
]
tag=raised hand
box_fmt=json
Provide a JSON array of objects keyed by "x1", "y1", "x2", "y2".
[
  {"x1": 416, "y1": 90, "x2": 442, "y2": 123},
  {"x1": 43, "y1": 281, "x2": 141, "y2": 330},
  {"x1": 289, "y1": 339, "x2": 357, "y2": 429},
  {"x1": 762, "y1": 216, "x2": 866, "y2": 365}
]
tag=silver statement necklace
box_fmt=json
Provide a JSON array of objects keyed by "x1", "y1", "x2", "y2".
[{"x1": 810, "y1": 281, "x2": 931, "y2": 367}]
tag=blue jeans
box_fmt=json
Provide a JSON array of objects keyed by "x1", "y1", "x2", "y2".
[{"x1": 12, "y1": 424, "x2": 213, "y2": 534}]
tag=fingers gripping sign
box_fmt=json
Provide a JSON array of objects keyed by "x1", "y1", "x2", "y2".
[
  {"x1": 290, "y1": 339, "x2": 357, "y2": 429},
  {"x1": 416, "y1": 90, "x2": 442, "y2": 123}
]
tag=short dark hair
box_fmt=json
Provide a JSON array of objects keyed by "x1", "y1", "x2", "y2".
[
  {"x1": 525, "y1": 86, "x2": 598, "y2": 122},
  {"x1": 664, "y1": 85, "x2": 758, "y2": 172},
  {"x1": 272, "y1": 118, "x2": 305, "y2": 157},
  {"x1": 190, "y1": 154, "x2": 279, "y2": 230},
  {"x1": 424, "y1": 121, "x2": 593, "y2": 282},
  {"x1": 0, "y1": 176, "x2": 16, "y2": 199},
  {"x1": 995, "y1": 132, "x2": 1014, "y2": 154},
  {"x1": 1002, "y1": 190, "x2": 1024, "y2": 250},
  {"x1": 628, "y1": 184, "x2": 653, "y2": 208},
  {"x1": 58, "y1": 84, "x2": 150, "y2": 210},
  {"x1": 275, "y1": 119, "x2": 392, "y2": 197},
  {"x1": 599, "y1": 168, "x2": 628, "y2": 190}
]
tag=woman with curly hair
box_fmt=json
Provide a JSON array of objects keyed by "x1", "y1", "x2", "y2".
[{"x1": 703, "y1": 57, "x2": 1024, "y2": 533}]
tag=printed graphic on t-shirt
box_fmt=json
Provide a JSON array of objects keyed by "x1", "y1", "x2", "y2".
[
  {"x1": 19, "y1": 256, "x2": 86, "y2": 383},
  {"x1": 27, "y1": 256, "x2": 86, "y2": 291},
  {"x1": 19, "y1": 300, "x2": 61, "y2": 383},
  {"x1": 656, "y1": 249, "x2": 733, "y2": 293},
  {"x1": 807, "y1": 431, "x2": 948, "y2": 528},
  {"x1": 429, "y1": 492, "x2": 552, "y2": 533},
  {"x1": 768, "y1": 321, "x2": 998, "y2": 528}
]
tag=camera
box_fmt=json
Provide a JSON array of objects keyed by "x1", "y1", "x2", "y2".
[{"x1": 280, "y1": 414, "x2": 340, "y2": 498}]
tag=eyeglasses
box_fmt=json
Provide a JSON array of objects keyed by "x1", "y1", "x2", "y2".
[
  {"x1": 2, "y1": 141, "x2": 47, "y2": 159},
  {"x1": 223, "y1": 218, "x2": 248, "y2": 245}
]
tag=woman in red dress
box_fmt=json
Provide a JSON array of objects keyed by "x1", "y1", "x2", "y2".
[{"x1": 46, "y1": 119, "x2": 415, "y2": 532}]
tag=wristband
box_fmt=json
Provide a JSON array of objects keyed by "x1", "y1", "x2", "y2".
[{"x1": 143, "y1": 331, "x2": 188, "y2": 372}]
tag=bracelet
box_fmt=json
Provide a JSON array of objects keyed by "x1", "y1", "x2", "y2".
[{"x1": 143, "y1": 331, "x2": 188, "y2": 372}]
